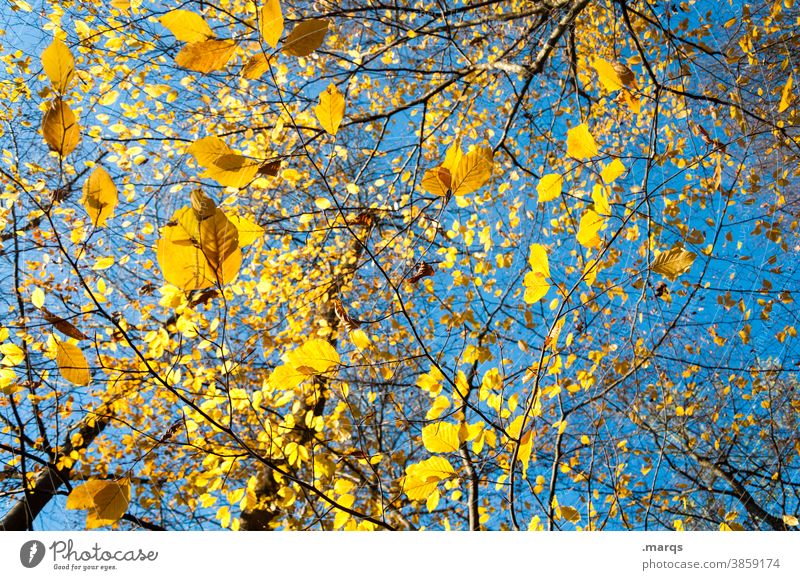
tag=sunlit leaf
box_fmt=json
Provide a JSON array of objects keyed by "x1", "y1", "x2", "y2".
[
  {"x1": 315, "y1": 83, "x2": 345, "y2": 136},
  {"x1": 157, "y1": 206, "x2": 242, "y2": 290},
  {"x1": 175, "y1": 39, "x2": 236, "y2": 74},
  {"x1": 67, "y1": 479, "x2": 130, "y2": 529},
  {"x1": 523, "y1": 272, "x2": 550, "y2": 304},
  {"x1": 81, "y1": 166, "x2": 117, "y2": 227},
  {"x1": 41, "y1": 38, "x2": 75, "y2": 94},
  {"x1": 259, "y1": 0, "x2": 284, "y2": 48},
  {"x1": 591, "y1": 57, "x2": 623, "y2": 92},
  {"x1": 421, "y1": 167, "x2": 451, "y2": 197},
  {"x1": 600, "y1": 158, "x2": 625, "y2": 184},
  {"x1": 528, "y1": 243, "x2": 550, "y2": 277},
  {"x1": 56, "y1": 340, "x2": 90, "y2": 386},
  {"x1": 591, "y1": 184, "x2": 610, "y2": 216},
  {"x1": 227, "y1": 213, "x2": 264, "y2": 246},
  {"x1": 537, "y1": 173, "x2": 562, "y2": 203},
  {"x1": 282, "y1": 19, "x2": 329, "y2": 57},
  {"x1": 422, "y1": 422, "x2": 461, "y2": 453},
  {"x1": 285, "y1": 338, "x2": 340, "y2": 375},
  {"x1": 349, "y1": 328, "x2": 371, "y2": 351},
  {"x1": 403, "y1": 457, "x2": 457, "y2": 501},
  {"x1": 576, "y1": 209, "x2": 604, "y2": 248},
  {"x1": 779, "y1": 73, "x2": 793, "y2": 113},
  {"x1": 566, "y1": 123, "x2": 598, "y2": 160},
  {"x1": 451, "y1": 146, "x2": 493, "y2": 196},
  {"x1": 31, "y1": 287, "x2": 45, "y2": 309},
  {"x1": 189, "y1": 136, "x2": 259, "y2": 188},
  {"x1": 160, "y1": 10, "x2": 214, "y2": 42},
  {"x1": 42, "y1": 98, "x2": 80, "y2": 157},
  {"x1": 651, "y1": 246, "x2": 697, "y2": 281},
  {"x1": 242, "y1": 52, "x2": 270, "y2": 80}
]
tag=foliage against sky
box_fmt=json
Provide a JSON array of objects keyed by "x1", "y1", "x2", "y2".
[{"x1": 0, "y1": 0, "x2": 799, "y2": 531}]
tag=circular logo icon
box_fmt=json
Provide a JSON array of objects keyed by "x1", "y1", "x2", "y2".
[{"x1": 20, "y1": 540, "x2": 46, "y2": 568}]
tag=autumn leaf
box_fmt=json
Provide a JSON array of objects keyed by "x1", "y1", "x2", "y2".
[
  {"x1": 175, "y1": 40, "x2": 236, "y2": 74},
  {"x1": 285, "y1": 338, "x2": 340, "y2": 375},
  {"x1": 227, "y1": 213, "x2": 264, "y2": 246},
  {"x1": 421, "y1": 422, "x2": 462, "y2": 453},
  {"x1": 423, "y1": 138, "x2": 493, "y2": 197},
  {"x1": 537, "y1": 173, "x2": 563, "y2": 203},
  {"x1": 451, "y1": 146, "x2": 493, "y2": 196},
  {"x1": 189, "y1": 136, "x2": 260, "y2": 188},
  {"x1": 160, "y1": 10, "x2": 214, "y2": 42},
  {"x1": 56, "y1": 340, "x2": 90, "y2": 386},
  {"x1": 43, "y1": 309, "x2": 89, "y2": 341},
  {"x1": 259, "y1": 0, "x2": 284, "y2": 48},
  {"x1": 779, "y1": 73, "x2": 793, "y2": 113},
  {"x1": 242, "y1": 52, "x2": 270, "y2": 80},
  {"x1": 81, "y1": 166, "x2": 117, "y2": 227},
  {"x1": 600, "y1": 158, "x2": 625, "y2": 184},
  {"x1": 67, "y1": 479, "x2": 130, "y2": 529},
  {"x1": 566, "y1": 123, "x2": 598, "y2": 160},
  {"x1": 576, "y1": 210, "x2": 605, "y2": 248},
  {"x1": 523, "y1": 243, "x2": 550, "y2": 303},
  {"x1": 592, "y1": 57, "x2": 623, "y2": 92},
  {"x1": 282, "y1": 19, "x2": 329, "y2": 57},
  {"x1": 315, "y1": 84, "x2": 345, "y2": 135},
  {"x1": 41, "y1": 37, "x2": 75, "y2": 94},
  {"x1": 42, "y1": 97, "x2": 80, "y2": 157},
  {"x1": 403, "y1": 456, "x2": 457, "y2": 501},
  {"x1": 651, "y1": 246, "x2": 697, "y2": 281},
  {"x1": 157, "y1": 205, "x2": 242, "y2": 290}
]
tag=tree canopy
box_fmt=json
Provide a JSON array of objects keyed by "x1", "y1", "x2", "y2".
[{"x1": 1, "y1": 0, "x2": 799, "y2": 531}]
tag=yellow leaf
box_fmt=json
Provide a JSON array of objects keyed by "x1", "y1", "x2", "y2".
[
  {"x1": 566, "y1": 123, "x2": 598, "y2": 160},
  {"x1": 315, "y1": 84, "x2": 345, "y2": 136},
  {"x1": 403, "y1": 457, "x2": 456, "y2": 500},
  {"x1": 528, "y1": 243, "x2": 550, "y2": 276},
  {"x1": 266, "y1": 363, "x2": 307, "y2": 391},
  {"x1": 782, "y1": 514, "x2": 799, "y2": 527},
  {"x1": 591, "y1": 57, "x2": 623, "y2": 92},
  {"x1": 451, "y1": 146, "x2": 493, "y2": 196},
  {"x1": 651, "y1": 246, "x2": 697, "y2": 281},
  {"x1": 441, "y1": 138, "x2": 463, "y2": 172},
  {"x1": 523, "y1": 272, "x2": 549, "y2": 304},
  {"x1": 227, "y1": 213, "x2": 264, "y2": 246},
  {"x1": 189, "y1": 136, "x2": 259, "y2": 188},
  {"x1": 779, "y1": 73, "x2": 793, "y2": 113},
  {"x1": 314, "y1": 197, "x2": 331, "y2": 210},
  {"x1": 583, "y1": 259, "x2": 599, "y2": 286},
  {"x1": 259, "y1": 0, "x2": 284, "y2": 48},
  {"x1": 600, "y1": 158, "x2": 625, "y2": 184},
  {"x1": 426, "y1": 488, "x2": 440, "y2": 513},
  {"x1": 591, "y1": 184, "x2": 610, "y2": 215},
  {"x1": 623, "y1": 90, "x2": 641, "y2": 114},
  {"x1": 333, "y1": 493, "x2": 354, "y2": 529},
  {"x1": 31, "y1": 287, "x2": 45, "y2": 309},
  {"x1": 157, "y1": 206, "x2": 241, "y2": 290},
  {"x1": 41, "y1": 38, "x2": 75, "y2": 94},
  {"x1": 421, "y1": 422, "x2": 461, "y2": 453},
  {"x1": 67, "y1": 479, "x2": 130, "y2": 529},
  {"x1": 56, "y1": 340, "x2": 90, "y2": 386},
  {"x1": 284, "y1": 339, "x2": 340, "y2": 375},
  {"x1": 421, "y1": 167, "x2": 451, "y2": 197},
  {"x1": 42, "y1": 98, "x2": 80, "y2": 157},
  {"x1": 159, "y1": 10, "x2": 214, "y2": 42},
  {"x1": 537, "y1": 173, "x2": 562, "y2": 202},
  {"x1": 81, "y1": 166, "x2": 117, "y2": 227},
  {"x1": 425, "y1": 395, "x2": 450, "y2": 420},
  {"x1": 0, "y1": 342, "x2": 25, "y2": 366},
  {"x1": 282, "y1": 19, "x2": 329, "y2": 57},
  {"x1": 175, "y1": 39, "x2": 236, "y2": 74},
  {"x1": 576, "y1": 209, "x2": 604, "y2": 248},
  {"x1": 349, "y1": 328, "x2": 371, "y2": 351},
  {"x1": 242, "y1": 52, "x2": 270, "y2": 80},
  {"x1": 92, "y1": 256, "x2": 115, "y2": 270},
  {"x1": 0, "y1": 368, "x2": 20, "y2": 395}
]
